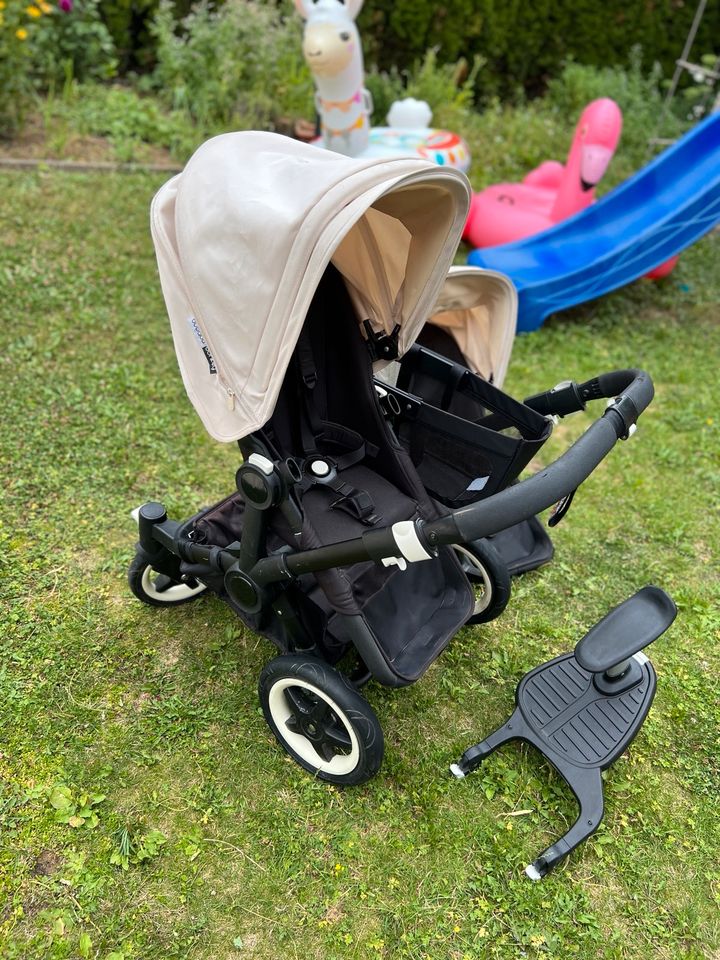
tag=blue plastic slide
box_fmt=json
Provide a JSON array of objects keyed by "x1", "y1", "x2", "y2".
[{"x1": 467, "y1": 113, "x2": 720, "y2": 332}]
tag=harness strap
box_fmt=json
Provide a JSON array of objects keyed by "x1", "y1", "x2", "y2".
[
  {"x1": 296, "y1": 333, "x2": 324, "y2": 454},
  {"x1": 326, "y1": 476, "x2": 380, "y2": 526},
  {"x1": 294, "y1": 329, "x2": 379, "y2": 525}
]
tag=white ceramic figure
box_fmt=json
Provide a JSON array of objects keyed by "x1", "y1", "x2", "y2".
[{"x1": 295, "y1": 0, "x2": 372, "y2": 157}]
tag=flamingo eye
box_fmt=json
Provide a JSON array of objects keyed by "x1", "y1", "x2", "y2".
[
  {"x1": 340, "y1": 31, "x2": 351, "y2": 41},
  {"x1": 580, "y1": 124, "x2": 588, "y2": 138}
]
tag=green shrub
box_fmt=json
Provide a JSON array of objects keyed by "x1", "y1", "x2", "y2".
[
  {"x1": 0, "y1": 0, "x2": 55, "y2": 136},
  {"x1": 459, "y1": 56, "x2": 680, "y2": 192},
  {"x1": 30, "y1": 0, "x2": 118, "y2": 87},
  {"x1": 67, "y1": 0, "x2": 720, "y2": 105},
  {"x1": 365, "y1": 49, "x2": 481, "y2": 128},
  {"x1": 47, "y1": 80, "x2": 199, "y2": 161},
  {"x1": 147, "y1": 0, "x2": 313, "y2": 132},
  {"x1": 544, "y1": 52, "x2": 678, "y2": 165}
]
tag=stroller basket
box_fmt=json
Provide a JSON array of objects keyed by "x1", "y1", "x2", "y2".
[{"x1": 383, "y1": 345, "x2": 553, "y2": 508}]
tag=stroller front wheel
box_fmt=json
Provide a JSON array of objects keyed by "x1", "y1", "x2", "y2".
[
  {"x1": 453, "y1": 540, "x2": 511, "y2": 625},
  {"x1": 128, "y1": 554, "x2": 208, "y2": 607},
  {"x1": 259, "y1": 655, "x2": 384, "y2": 786}
]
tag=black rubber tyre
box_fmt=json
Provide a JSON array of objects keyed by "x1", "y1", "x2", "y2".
[
  {"x1": 454, "y1": 538, "x2": 511, "y2": 625},
  {"x1": 128, "y1": 553, "x2": 208, "y2": 607},
  {"x1": 259, "y1": 655, "x2": 384, "y2": 786}
]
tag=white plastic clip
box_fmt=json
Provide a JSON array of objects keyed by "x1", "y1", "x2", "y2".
[
  {"x1": 381, "y1": 556, "x2": 408, "y2": 571},
  {"x1": 247, "y1": 453, "x2": 274, "y2": 475},
  {"x1": 391, "y1": 520, "x2": 432, "y2": 563},
  {"x1": 130, "y1": 506, "x2": 141, "y2": 524}
]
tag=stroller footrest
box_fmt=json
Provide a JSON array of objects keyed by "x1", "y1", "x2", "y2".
[{"x1": 451, "y1": 637, "x2": 660, "y2": 876}]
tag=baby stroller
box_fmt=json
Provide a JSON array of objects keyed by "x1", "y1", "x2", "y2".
[{"x1": 131, "y1": 132, "x2": 654, "y2": 786}]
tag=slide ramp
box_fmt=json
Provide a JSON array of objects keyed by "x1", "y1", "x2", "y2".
[{"x1": 468, "y1": 113, "x2": 720, "y2": 332}]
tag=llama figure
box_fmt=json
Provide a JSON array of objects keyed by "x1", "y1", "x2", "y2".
[{"x1": 295, "y1": 0, "x2": 372, "y2": 157}]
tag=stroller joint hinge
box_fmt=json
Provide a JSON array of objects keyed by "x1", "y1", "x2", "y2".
[{"x1": 363, "y1": 319, "x2": 401, "y2": 362}]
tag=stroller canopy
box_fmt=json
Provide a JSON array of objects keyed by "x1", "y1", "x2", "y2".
[
  {"x1": 151, "y1": 131, "x2": 471, "y2": 442},
  {"x1": 429, "y1": 266, "x2": 517, "y2": 387}
]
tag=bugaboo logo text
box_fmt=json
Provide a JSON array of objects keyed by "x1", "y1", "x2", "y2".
[{"x1": 187, "y1": 316, "x2": 217, "y2": 374}]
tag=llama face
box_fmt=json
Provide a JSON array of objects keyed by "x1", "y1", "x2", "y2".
[
  {"x1": 302, "y1": 19, "x2": 357, "y2": 78},
  {"x1": 294, "y1": 0, "x2": 369, "y2": 156}
]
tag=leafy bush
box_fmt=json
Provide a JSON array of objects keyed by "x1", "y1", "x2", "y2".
[
  {"x1": 147, "y1": 0, "x2": 313, "y2": 132},
  {"x1": 545, "y1": 51, "x2": 679, "y2": 163},
  {"x1": 365, "y1": 48, "x2": 481, "y2": 130},
  {"x1": 458, "y1": 57, "x2": 679, "y2": 192},
  {"x1": 46, "y1": 80, "x2": 199, "y2": 160},
  {"x1": 30, "y1": 0, "x2": 117, "y2": 87},
  {"x1": 0, "y1": 0, "x2": 57, "y2": 135}
]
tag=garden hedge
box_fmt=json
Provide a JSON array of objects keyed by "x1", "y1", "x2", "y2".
[
  {"x1": 99, "y1": 0, "x2": 719, "y2": 96},
  {"x1": 358, "y1": 0, "x2": 720, "y2": 95}
]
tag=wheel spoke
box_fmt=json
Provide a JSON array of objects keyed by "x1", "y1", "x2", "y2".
[
  {"x1": 309, "y1": 697, "x2": 334, "y2": 723},
  {"x1": 152, "y1": 573, "x2": 175, "y2": 593},
  {"x1": 284, "y1": 714, "x2": 302, "y2": 734},
  {"x1": 283, "y1": 685, "x2": 313, "y2": 719},
  {"x1": 315, "y1": 740, "x2": 337, "y2": 763},
  {"x1": 323, "y1": 720, "x2": 352, "y2": 752}
]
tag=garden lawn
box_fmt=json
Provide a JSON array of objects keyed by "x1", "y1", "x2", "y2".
[{"x1": 1, "y1": 168, "x2": 718, "y2": 960}]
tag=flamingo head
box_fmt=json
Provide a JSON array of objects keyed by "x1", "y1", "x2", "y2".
[{"x1": 574, "y1": 98, "x2": 623, "y2": 192}]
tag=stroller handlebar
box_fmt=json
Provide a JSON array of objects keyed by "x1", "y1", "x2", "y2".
[
  {"x1": 422, "y1": 369, "x2": 654, "y2": 549},
  {"x1": 523, "y1": 368, "x2": 653, "y2": 421},
  {"x1": 171, "y1": 369, "x2": 653, "y2": 593}
]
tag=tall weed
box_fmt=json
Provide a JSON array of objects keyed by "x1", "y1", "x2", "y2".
[
  {"x1": 148, "y1": 0, "x2": 313, "y2": 132},
  {"x1": 365, "y1": 49, "x2": 481, "y2": 131}
]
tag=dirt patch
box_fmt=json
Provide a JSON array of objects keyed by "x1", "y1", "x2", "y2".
[
  {"x1": 31, "y1": 849, "x2": 63, "y2": 876},
  {"x1": 0, "y1": 112, "x2": 175, "y2": 166}
]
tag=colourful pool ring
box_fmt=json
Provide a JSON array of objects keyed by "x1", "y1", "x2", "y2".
[
  {"x1": 366, "y1": 127, "x2": 471, "y2": 172},
  {"x1": 312, "y1": 127, "x2": 471, "y2": 171},
  {"x1": 415, "y1": 130, "x2": 470, "y2": 169}
]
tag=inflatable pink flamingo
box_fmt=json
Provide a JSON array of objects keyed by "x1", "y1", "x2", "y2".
[{"x1": 464, "y1": 99, "x2": 623, "y2": 248}]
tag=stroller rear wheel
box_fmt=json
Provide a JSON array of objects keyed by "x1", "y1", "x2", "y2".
[
  {"x1": 128, "y1": 554, "x2": 208, "y2": 607},
  {"x1": 453, "y1": 540, "x2": 511, "y2": 625},
  {"x1": 259, "y1": 655, "x2": 384, "y2": 786}
]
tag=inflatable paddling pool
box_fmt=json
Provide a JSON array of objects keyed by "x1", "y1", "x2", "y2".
[{"x1": 313, "y1": 127, "x2": 471, "y2": 171}]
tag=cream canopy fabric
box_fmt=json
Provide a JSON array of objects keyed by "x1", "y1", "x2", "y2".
[
  {"x1": 429, "y1": 267, "x2": 517, "y2": 387},
  {"x1": 151, "y1": 130, "x2": 471, "y2": 442}
]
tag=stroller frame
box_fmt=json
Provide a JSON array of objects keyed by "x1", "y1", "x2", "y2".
[
  {"x1": 132, "y1": 131, "x2": 655, "y2": 788},
  {"x1": 130, "y1": 269, "x2": 653, "y2": 785}
]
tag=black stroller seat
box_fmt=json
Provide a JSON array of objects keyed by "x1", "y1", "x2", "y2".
[{"x1": 253, "y1": 265, "x2": 475, "y2": 686}]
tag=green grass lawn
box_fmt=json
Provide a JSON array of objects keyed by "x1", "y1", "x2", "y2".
[{"x1": 1, "y1": 168, "x2": 719, "y2": 960}]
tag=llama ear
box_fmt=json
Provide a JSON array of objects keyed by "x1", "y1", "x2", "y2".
[
  {"x1": 293, "y1": 0, "x2": 313, "y2": 19},
  {"x1": 343, "y1": 0, "x2": 364, "y2": 20}
]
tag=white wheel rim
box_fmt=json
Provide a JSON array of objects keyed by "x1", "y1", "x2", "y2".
[
  {"x1": 453, "y1": 545, "x2": 492, "y2": 616},
  {"x1": 140, "y1": 565, "x2": 207, "y2": 603},
  {"x1": 267, "y1": 678, "x2": 361, "y2": 777}
]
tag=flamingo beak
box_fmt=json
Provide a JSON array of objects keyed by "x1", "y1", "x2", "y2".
[{"x1": 580, "y1": 145, "x2": 613, "y2": 191}]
